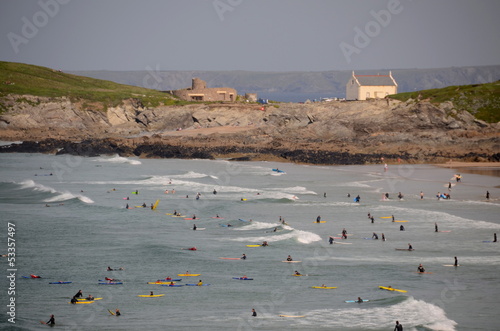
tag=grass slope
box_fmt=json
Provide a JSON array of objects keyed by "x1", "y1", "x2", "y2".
[
  {"x1": 389, "y1": 81, "x2": 500, "y2": 123},
  {"x1": 0, "y1": 61, "x2": 182, "y2": 110}
]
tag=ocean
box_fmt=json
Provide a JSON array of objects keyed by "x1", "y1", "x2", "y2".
[{"x1": 0, "y1": 152, "x2": 499, "y2": 331}]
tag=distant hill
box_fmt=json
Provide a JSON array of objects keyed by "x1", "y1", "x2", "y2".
[
  {"x1": 69, "y1": 66, "x2": 500, "y2": 97},
  {"x1": 0, "y1": 61, "x2": 178, "y2": 110}
]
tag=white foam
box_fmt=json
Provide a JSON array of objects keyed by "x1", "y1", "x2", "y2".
[
  {"x1": 288, "y1": 297, "x2": 457, "y2": 330},
  {"x1": 233, "y1": 221, "x2": 279, "y2": 231},
  {"x1": 17, "y1": 180, "x2": 94, "y2": 203},
  {"x1": 228, "y1": 225, "x2": 321, "y2": 245},
  {"x1": 93, "y1": 154, "x2": 142, "y2": 165}
]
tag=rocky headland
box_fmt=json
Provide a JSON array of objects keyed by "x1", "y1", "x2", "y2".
[{"x1": 1, "y1": 94, "x2": 499, "y2": 165}]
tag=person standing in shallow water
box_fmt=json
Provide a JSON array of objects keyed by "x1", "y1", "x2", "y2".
[
  {"x1": 394, "y1": 320, "x2": 403, "y2": 331},
  {"x1": 252, "y1": 308, "x2": 257, "y2": 317}
]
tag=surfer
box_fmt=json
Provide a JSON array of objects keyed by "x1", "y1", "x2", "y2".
[
  {"x1": 394, "y1": 320, "x2": 403, "y2": 331},
  {"x1": 400, "y1": 225, "x2": 405, "y2": 231},
  {"x1": 367, "y1": 213, "x2": 371, "y2": 219},
  {"x1": 357, "y1": 297, "x2": 363, "y2": 303},
  {"x1": 398, "y1": 192, "x2": 404, "y2": 200},
  {"x1": 142, "y1": 202, "x2": 146, "y2": 208},
  {"x1": 115, "y1": 309, "x2": 121, "y2": 316},
  {"x1": 192, "y1": 214, "x2": 197, "y2": 220},
  {"x1": 417, "y1": 264, "x2": 425, "y2": 273},
  {"x1": 86, "y1": 294, "x2": 94, "y2": 300},
  {"x1": 329, "y1": 236, "x2": 334, "y2": 244},
  {"x1": 197, "y1": 280, "x2": 203, "y2": 286},
  {"x1": 347, "y1": 193, "x2": 351, "y2": 198},
  {"x1": 316, "y1": 216, "x2": 321, "y2": 223},
  {"x1": 45, "y1": 314, "x2": 55, "y2": 325},
  {"x1": 126, "y1": 204, "x2": 129, "y2": 209},
  {"x1": 392, "y1": 215, "x2": 395, "y2": 222},
  {"x1": 262, "y1": 241, "x2": 268, "y2": 246},
  {"x1": 150, "y1": 203, "x2": 154, "y2": 210},
  {"x1": 420, "y1": 191, "x2": 424, "y2": 199},
  {"x1": 382, "y1": 233, "x2": 386, "y2": 241},
  {"x1": 74, "y1": 290, "x2": 83, "y2": 298},
  {"x1": 408, "y1": 243, "x2": 413, "y2": 250},
  {"x1": 241, "y1": 254, "x2": 247, "y2": 260},
  {"x1": 30, "y1": 274, "x2": 41, "y2": 278},
  {"x1": 213, "y1": 189, "x2": 217, "y2": 195},
  {"x1": 70, "y1": 296, "x2": 78, "y2": 304},
  {"x1": 193, "y1": 224, "x2": 197, "y2": 230},
  {"x1": 252, "y1": 308, "x2": 257, "y2": 317},
  {"x1": 342, "y1": 228, "x2": 348, "y2": 239},
  {"x1": 486, "y1": 191, "x2": 490, "y2": 200},
  {"x1": 372, "y1": 232, "x2": 378, "y2": 240},
  {"x1": 355, "y1": 195, "x2": 360, "y2": 203},
  {"x1": 494, "y1": 233, "x2": 497, "y2": 242},
  {"x1": 287, "y1": 255, "x2": 293, "y2": 261},
  {"x1": 454, "y1": 256, "x2": 458, "y2": 266},
  {"x1": 294, "y1": 270, "x2": 301, "y2": 276},
  {"x1": 370, "y1": 216, "x2": 374, "y2": 223},
  {"x1": 273, "y1": 227, "x2": 278, "y2": 232}
]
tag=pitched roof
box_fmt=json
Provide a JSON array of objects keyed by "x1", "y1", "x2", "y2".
[{"x1": 355, "y1": 74, "x2": 396, "y2": 86}]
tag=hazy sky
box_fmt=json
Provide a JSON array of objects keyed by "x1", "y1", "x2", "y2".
[{"x1": 1, "y1": 0, "x2": 499, "y2": 72}]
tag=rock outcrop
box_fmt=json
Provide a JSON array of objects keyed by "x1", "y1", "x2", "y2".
[{"x1": 0, "y1": 95, "x2": 499, "y2": 164}]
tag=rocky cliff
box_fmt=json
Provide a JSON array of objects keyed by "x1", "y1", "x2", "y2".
[{"x1": 1, "y1": 95, "x2": 499, "y2": 164}]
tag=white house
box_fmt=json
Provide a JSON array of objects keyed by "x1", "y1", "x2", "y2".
[{"x1": 346, "y1": 71, "x2": 397, "y2": 100}]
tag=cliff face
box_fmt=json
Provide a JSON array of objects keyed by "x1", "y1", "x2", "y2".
[{"x1": 0, "y1": 95, "x2": 498, "y2": 164}]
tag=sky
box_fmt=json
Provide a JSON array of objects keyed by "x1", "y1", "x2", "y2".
[{"x1": 1, "y1": 0, "x2": 499, "y2": 72}]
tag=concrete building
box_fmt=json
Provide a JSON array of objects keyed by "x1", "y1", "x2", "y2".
[
  {"x1": 172, "y1": 78, "x2": 237, "y2": 102},
  {"x1": 346, "y1": 71, "x2": 397, "y2": 100}
]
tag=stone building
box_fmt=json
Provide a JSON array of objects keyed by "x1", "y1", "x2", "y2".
[
  {"x1": 172, "y1": 78, "x2": 237, "y2": 102},
  {"x1": 346, "y1": 71, "x2": 397, "y2": 100}
]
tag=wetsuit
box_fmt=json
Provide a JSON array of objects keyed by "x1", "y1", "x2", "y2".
[
  {"x1": 394, "y1": 322, "x2": 403, "y2": 331},
  {"x1": 46, "y1": 316, "x2": 55, "y2": 325},
  {"x1": 74, "y1": 291, "x2": 83, "y2": 298},
  {"x1": 329, "y1": 237, "x2": 334, "y2": 244},
  {"x1": 417, "y1": 266, "x2": 425, "y2": 272}
]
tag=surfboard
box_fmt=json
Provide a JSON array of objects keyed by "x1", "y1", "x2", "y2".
[
  {"x1": 69, "y1": 301, "x2": 94, "y2": 304},
  {"x1": 279, "y1": 315, "x2": 305, "y2": 318},
  {"x1": 333, "y1": 242, "x2": 352, "y2": 245},
  {"x1": 132, "y1": 191, "x2": 139, "y2": 194},
  {"x1": 49, "y1": 281, "x2": 72, "y2": 284},
  {"x1": 185, "y1": 284, "x2": 210, "y2": 286},
  {"x1": 380, "y1": 216, "x2": 392, "y2": 219},
  {"x1": 395, "y1": 248, "x2": 414, "y2": 251},
  {"x1": 337, "y1": 234, "x2": 353, "y2": 236},
  {"x1": 152, "y1": 199, "x2": 160, "y2": 210},
  {"x1": 313, "y1": 221, "x2": 327, "y2": 223},
  {"x1": 394, "y1": 220, "x2": 408, "y2": 222},
  {"x1": 137, "y1": 294, "x2": 165, "y2": 297},
  {"x1": 379, "y1": 286, "x2": 407, "y2": 293},
  {"x1": 99, "y1": 279, "x2": 122, "y2": 282},
  {"x1": 415, "y1": 271, "x2": 433, "y2": 274},
  {"x1": 272, "y1": 168, "x2": 286, "y2": 173},
  {"x1": 147, "y1": 281, "x2": 175, "y2": 285},
  {"x1": 108, "y1": 309, "x2": 115, "y2": 315},
  {"x1": 171, "y1": 215, "x2": 186, "y2": 217},
  {"x1": 345, "y1": 299, "x2": 369, "y2": 303},
  {"x1": 233, "y1": 277, "x2": 253, "y2": 280},
  {"x1": 443, "y1": 264, "x2": 460, "y2": 267},
  {"x1": 161, "y1": 284, "x2": 183, "y2": 287},
  {"x1": 282, "y1": 261, "x2": 301, "y2": 263},
  {"x1": 439, "y1": 230, "x2": 452, "y2": 233},
  {"x1": 77, "y1": 298, "x2": 102, "y2": 301},
  {"x1": 193, "y1": 228, "x2": 206, "y2": 231},
  {"x1": 311, "y1": 286, "x2": 337, "y2": 289},
  {"x1": 292, "y1": 274, "x2": 306, "y2": 277},
  {"x1": 238, "y1": 218, "x2": 250, "y2": 222},
  {"x1": 98, "y1": 282, "x2": 123, "y2": 285},
  {"x1": 177, "y1": 274, "x2": 200, "y2": 277},
  {"x1": 246, "y1": 245, "x2": 261, "y2": 247},
  {"x1": 219, "y1": 257, "x2": 241, "y2": 260},
  {"x1": 211, "y1": 217, "x2": 224, "y2": 219},
  {"x1": 161, "y1": 278, "x2": 181, "y2": 282}
]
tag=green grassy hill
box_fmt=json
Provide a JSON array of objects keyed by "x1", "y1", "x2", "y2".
[
  {"x1": 389, "y1": 81, "x2": 500, "y2": 123},
  {"x1": 0, "y1": 61, "x2": 181, "y2": 110}
]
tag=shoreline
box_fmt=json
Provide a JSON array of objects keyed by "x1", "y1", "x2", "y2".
[{"x1": 435, "y1": 161, "x2": 500, "y2": 168}]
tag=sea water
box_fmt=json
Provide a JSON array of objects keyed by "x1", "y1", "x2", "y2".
[{"x1": 0, "y1": 152, "x2": 499, "y2": 331}]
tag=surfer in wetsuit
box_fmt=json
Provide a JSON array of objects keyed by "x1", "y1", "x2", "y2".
[
  {"x1": 382, "y1": 233, "x2": 386, "y2": 241},
  {"x1": 372, "y1": 232, "x2": 378, "y2": 240},
  {"x1": 46, "y1": 314, "x2": 55, "y2": 325},
  {"x1": 252, "y1": 308, "x2": 257, "y2": 317},
  {"x1": 435, "y1": 223, "x2": 438, "y2": 232},
  {"x1": 417, "y1": 264, "x2": 425, "y2": 273},
  {"x1": 193, "y1": 224, "x2": 197, "y2": 230},
  {"x1": 494, "y1": 233, "x2": 497, "y2": 242},
  {"x1": 400, "y1": 225, "x2": 405, "y2": 231},
  {"x1": 85, "y1": 294, "x2": 94, "y2": 300},
  {"x1": 454, "y1": 256, "x2": 458, "y2": 266},
  {"x1": 294, "y1": 270, "x2": 301, "y2": 276},
  {"x1": 355, "y1": 195, "x2": 360, "y2": 203},
  {"x1": 74, "y1": 290, "x2": 83, "y2": 298},
  {"x1": 486, "y1": 191, "x2": 490, "y2": 200},
  {"x1": 213, "y1": 189, "x2": 217, "y2": 195},
  {"x1": 241, "y1": 254, "x2": 247, "y2": 260},
  {"x1": 316, "y1": 216, "x2": 321, "y2": 223},
  {"x1": 329, "y1": 236, "x2": 334, "y2": 244},
  {"x1": 342, "y1": 228, "x2": 347, "y2": 239},
  {"x1": 394, "y1": 320, "x2": 403, "y2": 331},
  {"x1": 70, "y1": 296, "x2": 78, "y2": 304},
  {"x1": 357, "y1": 297, "x2": 363, "y2": 303},
  {"x1": 408, "y1": 243, "x2": 413, "y2": 250},
  {"x1": 287, "y1": 255, "x2": 293, "y2": 261},
  {"x1": 262, "y1": 241, "x2": 268, "y2": 246},
  {"x1": 115, "y1": 309, "x2": 121, "y2": 316}
]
